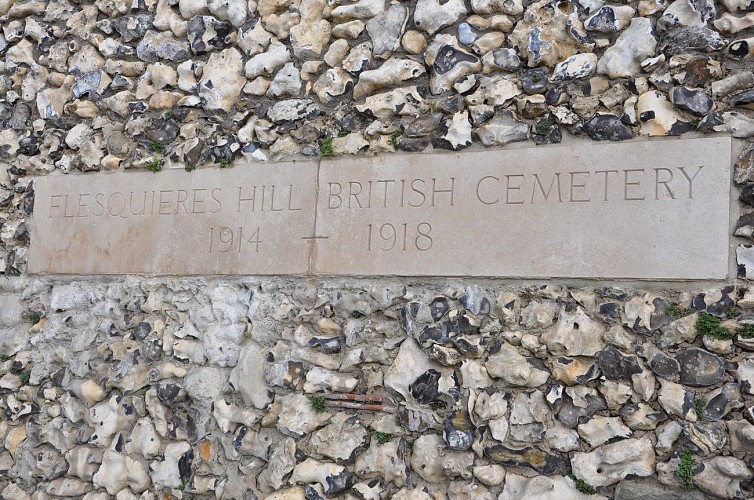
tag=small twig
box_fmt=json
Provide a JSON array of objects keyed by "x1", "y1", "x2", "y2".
[
  {"x1": 323, "y1": 400, "x2": 397, "y2": 413},
  {"x1": 313, "y1": 393, "x2": 389, "y2": 402},
  {"x1": 310, "y1": 393, "x2": 397, "y2": 412}
]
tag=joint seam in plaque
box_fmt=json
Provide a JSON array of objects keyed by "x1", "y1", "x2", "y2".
[{"x1": 306, "y1": 161, "x2": 322, "y2": 275}]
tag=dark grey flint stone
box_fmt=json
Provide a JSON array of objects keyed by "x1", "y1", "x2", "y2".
[
  {"x1": 396, "y1": 136, "x2": 430, "y2": 152},
  {"x1": 598, "y1": 345, "x2": 642, "y2": 381},
  {"x1": 443, "y1": 410, "x2": 474, "y2": 450},
  {"x1": 703, "y1": 383, "x2": 742, "y2": 421},
  {"x1": 113, "y1": 14, "x2": 152, "y2": 42},
  {"x1": 740, "y1": 184, "x2": 754, "y2": 206},
  {"x1": 7, "y1": 102, "x2": 30, "y2": 130},
  {"x1": 558, "y1": 391, "x2": 606, "y2": 428},
  {"x1": 522, "y1": 68, "x2": 549, "y2": 94},
  {"x1": 648, "y1": 351, "x2": 680, "y2": 379},
  {"x1": 691, "y1": 285, "x2": 735, "y2": 317},
  {"x1": 146, "y1": 119, "x2": 180, "y2": 145},
  {"x1": 429, "y1": 297, "x2": 450, "y2": 321},
  {"x1": 405, "y1": 113, "x2": 442, "y2": 138},
  {"x1": 660, "y1": 26, "x2": 727, "y2": 56},
  {"x1": 583, "y1": 114, "x2": 634, "y2": 141},
  {"x1": 731, "y1": 89, "x2": 754, "y2": 108},
  {"x1": 677, "y1": 347, "x2": 725, "y2": 386},
  {"x1": 670, "y1": 86, "x2": 713, "y2": 115}
]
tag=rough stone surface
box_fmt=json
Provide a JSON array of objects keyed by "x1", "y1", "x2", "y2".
[{"x1": 0, "y1": 0, "x2": 752, "y2": 496}]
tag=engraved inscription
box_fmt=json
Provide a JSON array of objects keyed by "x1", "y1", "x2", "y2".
[
  {"x1": 28, "y1": 138, "x2": 731, "y2": 279},
  {"x1": 366, "y1": 222, "x2": 433, "y2": 252},
  {"x1": 313, "y1": 137, "x2": 731, "y2": 279},
  {"x1": 29, "y1": 162, "x2": 317, "y2": 275}
]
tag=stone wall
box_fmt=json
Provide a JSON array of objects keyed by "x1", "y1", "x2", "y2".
[
  {"x1": 3, "y1": 0, "x2": 754, "y2": 497},
  {"x1": 1, "y1": 277, "x2": 754, "y2": 499}
]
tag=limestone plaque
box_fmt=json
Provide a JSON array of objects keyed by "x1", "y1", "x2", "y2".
[
  {"x1": 29, "y1": 162, "x2": 317, "y2": 274},
  {"x1": 314, "y1": 137, "x2": 731, "y2": 279},
  {"x1": 28, "y1": 137, "x2": 731, "y2": 279}
]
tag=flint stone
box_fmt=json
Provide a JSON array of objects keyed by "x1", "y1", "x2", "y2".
[
  {"x1": 598, "y1": 18, "x2": 657, "y2": 78},
  {"x1": 670, "y1": 86, "x2": 714, "y2": 115},
  {"x1": 414, "y1": 0, "x2": 467, "y2": 35},
  {"x1": 550, "y1": 53, "x2": 598, "y2": 82},
  {"x1": 695, "y1": 456, "x2": 753, "y2": 499},
  {"x1": 659, "y1": 26, "x2": 727, "y2": 56},
  {"x1": 366, "y1": 4, "x2": 408, "y2": 57},
  {"x1": 598, "y1": 346, "x2": 642, "y2": 381},
  {"x1": 572, "y1": 438, "x2": 656, "y2": 487},
  {"x1": 500, "y1": 473, "x2": 608, "y2": 500},
  {"x1": 585, "y1": 5, "x2": 634, "y2": 33},
  {"x1": 731, "y1": 89, "x2": 754, "y2": 110},
  {"x1": 583, "y1": 114, "x2": 634, "y2": 141},
  {"x1": 485, "y1": 343, "x2": 549, "y2": 387},
  {"x1": 648, "y1": 351, "x2": 680, "y2": 379},
  {"x1": 620, "y1": 403, "x2": 668, "y2": 430},
  {"x1": 229, "y1": 342, "x2": 273, "y2": 409},
  {"x1": 703, "y1": 383, "x2": 743, "y2": 421},
  {"x1": 473, "y1": 110, "x2": 528, "y2": 146},
  {"x1": 677, "y1": 348, "x2": 725, "y2": 386},
  {"x1": 137, "y1": 31, "x2": 191, "y2": 62},
  {"x1": 188, "y1": 15, "x2": 233, "y2": 54}
]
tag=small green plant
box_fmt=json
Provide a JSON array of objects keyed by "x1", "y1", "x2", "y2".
[
  {"x1": 185, "y1": 163, "x2": 196, "y2": 172},
  {"x1": 309, "y1": 396, "x2": 326, "y2": 413},
  {"x1": 19, "y1": 368, "x2": 31, "y2": 386},
  {"x1": 319, "y1": 137, "x2": 334, "y2": 158},
  {"x1": 677, "y1": 450, "x2": 696, "y2": 490},
  {"x1": 535, "y1": 119, "x2": 553, "y2": 136},
  {"x1": 164, "y1": 110, "x2": 177, "y2": 121},
  {"x1": 727, "y1": 307, "x2": 740, "y2": 318},
  {"x1": 149, "y1": 141, "x2": 164, "y2": 153},
  {"x1": 0, "y1": 354, "x2": 11, "y2": 362},
  {"x1": 219, "y1": 158, "x2": 232, "y2": 169},
  {"x1": 406, "y1": 439, "x2": 414, "y2": 449},
  {"x1": 666, "y1": 303, "x2": 694, "y2": 320},
  {"x1": 30, "y1": 312, "x2": 41, "y2": 325},
  {"x1": 694, "y1": 398, "x2": 705, "y2": 419},
  {"x1": 390, "y1": 130, "x2": 402, "y2": 147},
  {"x1": 695, "y1": 312, "x2": 729, "y2": 340},
  {"x1": 146, "y1": 158, "x2": 161, "y2": 172},
  {"x1": 568, "y1": 474, "x2": 596, "y2": 495},
  {"x1": 179, "y1": 475, "x2": 191, "y2": 491},
  {"x1": 338, "y1": 130, "x2": 349, "y2": 137},
  {"x1": 689, "y1": 118, "x2": 701, "y2": 128},
  {"x1": 372, "y1": 431, "x2": 393, "y2": 444},
  {"x1": 737, "y1": 324, "x2": 754, "y2": 339}
]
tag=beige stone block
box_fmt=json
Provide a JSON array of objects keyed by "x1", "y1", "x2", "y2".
[
  {"x1": 313, "y1": 137, "x2": 731, "y2": 279},
  {"x1": 29, "y1": 161, "x2": 317, "y2": 275}
]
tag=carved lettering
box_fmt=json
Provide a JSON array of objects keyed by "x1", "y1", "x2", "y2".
[
  {"x1": 654, "y1": 168, "x2": 675, "y2": 200},
  {"x1": 505, "y1": 174, "x2": 525, "y2": 204},
  {"x1": 569, "y1": 171, "x2": 591, "y2": 203},
  {"x1": 623, "y1": 169, "x2": 645, "y2": 201},
  {"x1": 678, "y1": 166, "x2": 704, "y2": 199},
  {"x1": 595, "y1": 170, "x2": 618, "y2": 201},
  {"x1": 531, "y1": 173, "x2": 562, "y2": 203},
  {"x1": 431, "y1": 177, "x2": 455, "y2": 207},
  {"x1": 476, "y1": 175, "x2": 499, "y2": 205}
]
